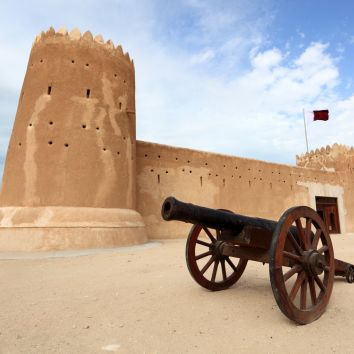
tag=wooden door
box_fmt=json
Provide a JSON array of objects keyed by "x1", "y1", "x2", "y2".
[
  {"x1": 323, "y1": 205, "x2": 340, "y2": 234},
  {"x1": 315, "y1": 196, "x2": 340, "y2": 234}
]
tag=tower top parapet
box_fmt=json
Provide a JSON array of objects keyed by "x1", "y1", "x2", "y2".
[
  {"x1": 296, "y1": 143, "x2": 354, "y2": 171},
  {"x1": 32, "y1": 27, "x2": 134, "y2": 67}
]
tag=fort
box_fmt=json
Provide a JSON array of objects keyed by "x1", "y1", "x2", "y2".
[{"x1": 0, "y1": 27, "x2": 353, "y2": 251}]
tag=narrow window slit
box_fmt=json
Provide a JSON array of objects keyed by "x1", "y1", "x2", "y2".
[
  {"x1": 86, "y1": 89, "x2": 91, "y2": 98},
  {"x1": 157, "y1": 174, "x2": 160, "y2": 184},
  {"x1": 47, "y1": 86, "x2": 52, "y2": 95}
]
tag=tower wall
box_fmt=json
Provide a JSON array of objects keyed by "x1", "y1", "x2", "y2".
[
  {"x1": 0, "y1": 28, "x2": 147, "y2": 250},
  {"x1": 1, "y1": 28, "x2": 136, "y2": 209}
]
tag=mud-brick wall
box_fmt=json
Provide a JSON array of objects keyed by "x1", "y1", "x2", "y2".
[
  {"x1": 136, "y1": 141, "x2": 347, "y2": 239},
  {"x1": 0, "y1": 30, "x2": 136, "y2": 209}
]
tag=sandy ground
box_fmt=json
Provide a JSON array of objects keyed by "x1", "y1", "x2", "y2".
[{"x1": 1, "y1": 235, "x2": 354, "y2": 354}]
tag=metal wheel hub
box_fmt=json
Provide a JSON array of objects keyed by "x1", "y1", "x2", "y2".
[
  {"x1": 213, "y1": 240, "x2": 225, "y2": 258},
  {"x1": 302, "y1": 249, "x2": 326, "y2": 276}
]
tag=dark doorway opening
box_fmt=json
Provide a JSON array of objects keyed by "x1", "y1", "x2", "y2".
[{"x1": 315, "y1": 196, "x2": 340, "y2": 234}]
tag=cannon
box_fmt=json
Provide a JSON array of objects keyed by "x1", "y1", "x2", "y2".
[{"x1": 161, "y1": 196, "x2": 354, "y2": 324}]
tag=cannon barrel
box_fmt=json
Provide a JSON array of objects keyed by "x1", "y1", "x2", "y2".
[{"x1": 162, "y1": 196, "x2": 278, "y2": 235}]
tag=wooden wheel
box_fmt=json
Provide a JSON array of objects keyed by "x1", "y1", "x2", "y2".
[
  {"x1": 186, "y1": 223, "x2": 248, "y2": 291},
  {"x1": 269, "y1": 206, "x2": 335, "y2": 324}
]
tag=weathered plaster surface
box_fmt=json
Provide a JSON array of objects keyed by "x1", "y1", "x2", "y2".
[{"x1": 297, "y1": 181, "x2": 346, "y2": 233}]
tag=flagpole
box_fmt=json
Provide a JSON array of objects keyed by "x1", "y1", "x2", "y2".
[{"x1": 302, "y1": 108, "x2": 309, "y2": 153}]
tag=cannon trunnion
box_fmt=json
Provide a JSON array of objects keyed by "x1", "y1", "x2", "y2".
[{"x1": 162, "y1": 197, "x2": 354, "y2": 325}]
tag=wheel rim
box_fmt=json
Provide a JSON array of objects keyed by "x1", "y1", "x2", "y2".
[
  {"x1": 186, "y1": 223, "x2": 247, "y2": 291},
  {"x1": 269, "y1": 206, "x2": 335, "y2": 324}
]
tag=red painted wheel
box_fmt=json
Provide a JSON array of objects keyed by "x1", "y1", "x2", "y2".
[
  {"x1": 186, "y1": 223, "x2": 248, "y2": 291},
  {"x1": 269, "y1": 206, "x2": 335, "y2": 324}
]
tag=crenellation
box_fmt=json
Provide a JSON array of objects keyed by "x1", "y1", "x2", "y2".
[
  {"x1": 31, "y1": 27, "x2": 134, "y2": 68},
  {"x1": 57, "y1": 27, "x2": 68, "y2": 35},
  {"x1": 106, "y1": 39, "x2": 114, "y2": 50},
  {"x1": 46, "y1": 26, "x2": 55, "y2": 37},
  {"x1": 296, "y1": 143, "x2": 354, "y2": 171},
  {"x1": 116, "y1": 45, "x2": 124, "y2": 55},
  {"x1": 94, "y1": 34, "x2": 104, "y2": 44},
  {"x1": 82, "y1": 30, "x2": 93, "y2": 41},
  {"x1": 69, "y1": 27, "x2": 81, "y2": 40}
]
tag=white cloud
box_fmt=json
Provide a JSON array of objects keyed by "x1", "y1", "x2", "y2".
[
  {"x1": 137, "y1": 40, "x2": 343, "y2": 165},
  {"x1": 251, "y1": 48, "x2": 283, "y2": 69},
  {"x1": 0, "y1": 0, "x2": 353, "y2": 182},
  {"x1": 190, "y1": 49, "x2": 215, "y2": 64}
]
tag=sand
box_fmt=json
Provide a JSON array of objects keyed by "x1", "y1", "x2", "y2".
[{"x1": 1, "y1": 235, "x2": 354, "y2": 354}]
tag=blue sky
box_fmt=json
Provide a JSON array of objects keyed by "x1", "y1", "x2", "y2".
[{"x1": 1, "y1": 0, "x2": 354, "y2": 180}]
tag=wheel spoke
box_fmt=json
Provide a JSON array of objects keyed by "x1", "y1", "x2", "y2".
[
  {"x1": 283, "y1": 251, "x2": 301, "y2": 262},
  {"x1": 200, "y1": 255, "x2": 216, "y2": 274},
  {"x1": 196, "y1": 239, "x2": 212, "y2": 248},
  {"x1": 221, "y1": 259, "x2": 227, "y2": 281},
  {"x1": 211, "y1": 259, "x2": 219, "y2": 282},
  {"x1": 226, "y1": 257, "x2": 237, "y2": 272},
  {"x1": 312, "y1": 229, "x2": 322, "y2": 249},
  {"x1": 289, "y1": 271, "x2": 306, "y2": 301},
  {"x1": 283, "y1": 264, "x2": 302, "y2": 282},
  {"x1": 317, "y1": 245, "x2": 328, "y2": 254},
  {"x1": 308, "y1": 277, "x2": 317, "y2": 306},
  {"x1": 314, "y1": 273, "x2": 326, "y2": 292},
  {"x1": 195, "y1": 250, "x2": 213, "y2": 260},
  {"x1": 216, "y1": 229, "x2": 221, "y2": 240},
  {"x1": 305, "y1": 218, "x2": 312, "y2": 241},
  {"x1": 300, "y1": 276, "x2": 308, "y2": 310},
  {"x1": 288, "y1": 231, "x2": 303, "y2": 255},
  {"x1": 296, "y1": 219, "x2": 310, "y2": 250},
  {"x1": 202, "y1": 226, "x2": 217, "y2": 243}
]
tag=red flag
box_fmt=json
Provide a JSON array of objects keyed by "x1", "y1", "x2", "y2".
[{"x1": 313, "y1": 110, "x2": 329, "y2": 121}]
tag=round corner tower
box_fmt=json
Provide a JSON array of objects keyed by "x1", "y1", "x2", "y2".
[{"x1": 0, "y1": 27, "x2": 147, "y2": 251}]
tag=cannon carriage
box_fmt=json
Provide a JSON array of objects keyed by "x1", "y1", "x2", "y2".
[{"x1": 162, "y1": 197, "x2": 354, "y2": 324}]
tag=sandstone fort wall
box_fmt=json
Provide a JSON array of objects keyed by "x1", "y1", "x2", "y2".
[
  {"x1": 1, "y1": 28, "x2": 137, "y2": 209},
  {"x1": 0, "y1": 27, "x2": 353, "y2": 251},
  {"x1": 0, "y1": 28, "x2": 147, "y2": 251},
  {"x1": 136, "y1": 141, "x2": 352, "y2": 238}
]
